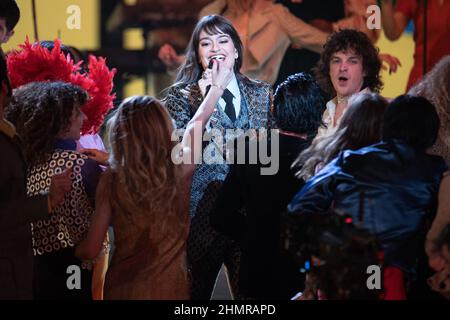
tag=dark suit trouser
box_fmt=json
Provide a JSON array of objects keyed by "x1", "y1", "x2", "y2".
[
  {"x1": 188, "y1": 232, "x2": 242, "y2": 300},
  {"x1": 187, "y1": 177, "x2": 244, "y2": 300}
]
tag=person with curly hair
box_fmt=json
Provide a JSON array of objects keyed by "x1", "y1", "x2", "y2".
[
  {"x1": 6, "y1": 39, "x2": 116, "y2": 300},
  {"x1": 5, "y1": 81, "x2": 103, "y2": 300},
  {"x1": 296, "y1": 93, "x2": 387, "y2": 181},
  {"x1": 314, "y1": 29, "x2": 383, "y2": 137},
  {"x1": 6, "y1": 39, "x2": 116, "y2": 153}
]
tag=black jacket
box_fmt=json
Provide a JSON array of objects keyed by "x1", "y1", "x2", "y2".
[{"x1": 288, "y1": 139, "x2": 448, "y2": 274}]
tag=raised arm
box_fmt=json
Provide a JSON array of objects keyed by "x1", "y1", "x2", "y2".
[
  {"x1": 380, "y1": 0, "x2": 409, "y2": 41},
  {"x1": 158, "y1": 44, "x2": 185, "y2": 73},
  {"x1": 276, "y1": 5, "x2": 329, "y2": 53},
  {"x1": 180, "y1": 59, "x2": 233, "y2": 166},
  {"x1": 75, "y1": 173, "x2": 111, "y2": 261}
]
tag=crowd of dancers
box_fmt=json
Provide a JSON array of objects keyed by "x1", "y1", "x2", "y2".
[{"x1": 0, "y1": 0, "x2": 450, "y2": 300}]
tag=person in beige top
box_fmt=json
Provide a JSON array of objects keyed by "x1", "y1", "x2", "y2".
[
  {"x1": 159, "y1": 0, "x2": 328, "y2": 85},
  {"x1": 314, "y1": 29, "x2": 383, "y2": 137}
]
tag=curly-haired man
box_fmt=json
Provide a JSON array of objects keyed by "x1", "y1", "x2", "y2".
[{"x1": 314, "y1": 29, "x2": 383, "y2": 137}]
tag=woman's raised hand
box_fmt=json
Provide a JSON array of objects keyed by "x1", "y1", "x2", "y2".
[{"x1": 210, "y1": 58, "x2": 233, "y2": 92}]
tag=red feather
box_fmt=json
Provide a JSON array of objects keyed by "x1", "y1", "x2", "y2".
[{"x1": 7, "y1": 38, "x2": 116, "y2": 135}]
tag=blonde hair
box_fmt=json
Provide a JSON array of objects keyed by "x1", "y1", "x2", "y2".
[
  {"x1": 409, "y1": 55, "x2": 450, "y2": 126},
  {"x1": 104, "y1": 96, "x2": 181, "y2": 229}
]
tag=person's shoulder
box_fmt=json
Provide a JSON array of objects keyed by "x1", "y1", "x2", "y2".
[
  {"x1": 343, "y1": 142, "x2": 384, "y2": 158},
  {"x1": 267, "y1": 3, "x2": 290, "y2": 16},
  {"x1": 238, "y1": 74, "x2": 271, "y2": 91},
  {"x1": 338, "y1": 143, "x2": 385, "y2": 168},
  {"x1": 266, "y1": 3, "x2": 297, "y2": 23},
  {"x1": 167, "y1": 82, "x2": 198, "y2": 97}
]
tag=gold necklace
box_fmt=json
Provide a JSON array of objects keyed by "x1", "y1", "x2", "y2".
[{"x1": 336, "y1": 95, "x2": 348, "y2": 104}]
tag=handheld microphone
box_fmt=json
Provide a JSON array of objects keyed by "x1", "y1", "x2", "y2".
[{"x1": 205, "y1": 59, "x2": 215, "y2": 96}]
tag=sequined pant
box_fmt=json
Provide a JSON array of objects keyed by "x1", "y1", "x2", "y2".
[{"x1": 187, "y1": 178, "x2": 243, "y2": 300}]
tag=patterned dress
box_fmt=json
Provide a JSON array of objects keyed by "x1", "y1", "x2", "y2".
[{"x1": 27, "y1": 139, "x2": 102, "y2": 299}]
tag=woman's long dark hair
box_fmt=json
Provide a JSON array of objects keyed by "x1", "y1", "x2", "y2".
[{"x1": 171, "y1": 15, "x2": 243, "y2": 88}]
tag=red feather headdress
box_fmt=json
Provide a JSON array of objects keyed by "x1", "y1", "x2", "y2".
[{"x1": 7, "y1": 38, "x2": 116, "y2": 135}]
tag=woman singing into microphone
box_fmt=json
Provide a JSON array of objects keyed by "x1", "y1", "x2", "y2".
[{"x1": 164, "y1": 15, "x2": 273, "y2": 300}]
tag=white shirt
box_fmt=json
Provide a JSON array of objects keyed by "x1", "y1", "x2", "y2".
[
  {"x1": 206, "y1": 74, "x2": 241, "y2": 131},
  {"x1": 316, "y1": 99, "x2": 340, "y2": 138},
  {"x1": 318, "y1": 88, "x2": 371, "y2": 138}
]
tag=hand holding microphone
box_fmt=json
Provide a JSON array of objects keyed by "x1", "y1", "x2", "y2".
[
  {"x1": 204, "y1": 59, "x2": 215, "y2": 96},
  {"x1": 201, "y1": 58, "x2": 233, "y2": 97}
]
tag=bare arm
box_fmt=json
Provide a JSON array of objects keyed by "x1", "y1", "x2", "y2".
[
  {"x1": 276, "y1": 5, "x2": 329, "y2": 53},
  {"x1": 75, "y1": 175, "x2": 112, "y2": 261},
  {"x1": 426, "y1": 172, "x2": 450, "y2": 268},
  {"x1": 179, "y1": 59, "x2": 233, "y2": 169},
  {"x1": 158, "y1": 44, "x2": 185, "y2": 72},
  {"x1": 381, "y1": 0, "x2": 409, "y2": 41}
]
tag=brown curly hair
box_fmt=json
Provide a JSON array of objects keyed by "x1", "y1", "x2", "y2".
[
  {"x1": 314, "y1": 29, "x2": 383, "y2": 96},
  {"x1": 5, "y1": 81, "x2": 88, "y2": 166}
]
